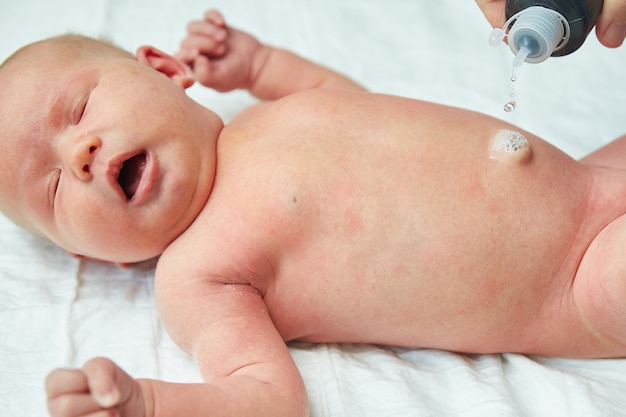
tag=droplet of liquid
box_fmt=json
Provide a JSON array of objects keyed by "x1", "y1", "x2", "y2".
[
  {"x1": 504, "y1": 76, "x2": 517, "y2": 112},
  {"x1": 502, "y1": 46, "x2": 529, "y2": 113},
  {"x1": 503, "y1": 101, "x2": 516, "y2": 112}
]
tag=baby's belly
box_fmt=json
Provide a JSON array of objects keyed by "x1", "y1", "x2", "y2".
[
  {"x1": 261, "y1": 126, "x2": 591, "y2": 353},
  {"x1": 269, "y1": 233, "x2": 569, "y2": 352}
]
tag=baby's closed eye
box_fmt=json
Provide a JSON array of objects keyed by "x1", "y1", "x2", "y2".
[
  {"x1": 48, "y1": 169, "x2": 61, "y2": 208},
  {"x1": 72, "y1": 94, "x2": 89, "y2": 125}
]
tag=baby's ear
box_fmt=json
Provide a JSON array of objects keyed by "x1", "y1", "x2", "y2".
[{"x1": 135, "y1": 45, "x2": 195, "y2": 89}]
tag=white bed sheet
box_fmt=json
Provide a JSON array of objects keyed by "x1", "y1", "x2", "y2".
[{"x1": 1, "y1": 1, "x2": 626, "y2": 416}]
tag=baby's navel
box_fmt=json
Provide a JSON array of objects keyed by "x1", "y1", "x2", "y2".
[{"x1": 488, "y1": 129, "x2": 532, "y2": 163}]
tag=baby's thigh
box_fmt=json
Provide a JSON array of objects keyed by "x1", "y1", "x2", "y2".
[{"x1": 572, "y1": 267, "x2": 626, "y2": 356}]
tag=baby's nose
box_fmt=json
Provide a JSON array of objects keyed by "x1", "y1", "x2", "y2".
[{"x1": 70, "y1": 135, "x2": 102, "y2": 181}]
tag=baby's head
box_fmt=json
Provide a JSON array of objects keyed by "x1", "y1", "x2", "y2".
[{"x1": 0, "y1": 35, "x2": 223, "y2": 264}]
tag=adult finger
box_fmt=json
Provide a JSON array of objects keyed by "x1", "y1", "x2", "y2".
[
  {"x1": 476, "y1": 0, "x2": 507, "y2": 28},
  {"x1": 596, "y1": 0, "x2": 626, "y2": 47}
]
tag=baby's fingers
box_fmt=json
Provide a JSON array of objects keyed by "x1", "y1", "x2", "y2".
[
  {"x1": 185, "y1": 20, "x2": 227, "y2": 42},
  {"x1": 177, "y1": 9, "x2": 228, "y2": 63},
  {"x1": 46, "y1": 369, "x2": 105, "y2": 417},
  {"x1": 82, "y1": 357, "x2": 138, "y2": 409},
  {"x1": 189, "y1": 55, "x2": 219, "y2": 89},
  {"x1": 178, "y1": 31, "x2": 227, "y2": 62},
  {"x1": 48, "y1": 393, "x2": 111, "y2": 417},
  {"x1": 203, "y1": 9, "x2": 226, "y2": 27},
  {"x1": 46, "y1": 368, "x2": 89, "y2": 398}
]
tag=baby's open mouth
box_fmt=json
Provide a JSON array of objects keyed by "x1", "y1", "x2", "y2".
[{"x1": 117, "y1": 153, "x2": 146, "y2": 200}]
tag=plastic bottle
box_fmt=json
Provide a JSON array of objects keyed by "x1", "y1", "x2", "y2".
[{"x1": 489, "y1": 0, "x2": 604, "y2": 63}]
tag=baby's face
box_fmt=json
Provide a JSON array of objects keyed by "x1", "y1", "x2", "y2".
[{"x1": 0, "y1": 37, "x2": 222, "y2": 263}]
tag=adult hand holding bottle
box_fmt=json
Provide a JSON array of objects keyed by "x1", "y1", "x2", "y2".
[{"x1": 476, "y1": 0, "x2": 626, "y2": 47}]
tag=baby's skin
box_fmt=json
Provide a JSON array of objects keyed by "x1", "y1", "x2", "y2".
[{"x1": 0, "y1": 10, "x2": 625, "y2": 417}]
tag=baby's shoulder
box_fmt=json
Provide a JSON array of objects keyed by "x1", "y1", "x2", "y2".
[
  {"x1": 155, "y1": 205, "x2": 273, "y2": 291},
  {"x1": 231, "y1": 88, "x2": 368, "y2": 123}
]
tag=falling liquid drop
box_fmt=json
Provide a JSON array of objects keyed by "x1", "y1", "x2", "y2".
[
  {"x1": 502, "y1": 46, "x2": 529, "y2": 113},
  {"x1": 505, "y1": 77, "x2": 517, "y2": 112},
  {"x1": 503, "y1": 101, "x2": 516, "y2": 112}
]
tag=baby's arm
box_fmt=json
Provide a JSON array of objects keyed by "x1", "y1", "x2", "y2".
[
  {"x1": 177, "y1": 9, "x2": 365, "y2": 100},
  {"x1": 46, "y1": 275, "x2": 308, "y2": 417},
  {"x1": 152, "y1": 272, "x2": 309, "y2": 417}
]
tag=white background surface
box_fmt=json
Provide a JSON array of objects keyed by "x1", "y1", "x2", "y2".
[{"x1": 1, "y1": 1, "x2": 625, "y2": 416}]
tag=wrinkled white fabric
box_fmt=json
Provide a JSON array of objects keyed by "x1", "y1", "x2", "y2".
[{"x1": 1, "y1": 1, "x2": 625, "y2": 416}]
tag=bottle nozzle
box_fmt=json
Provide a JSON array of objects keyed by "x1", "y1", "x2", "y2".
[
  {"x1": 490, "y1": 6, "x2": 570, "y2": 64},
  {"x1": 513, "y1": 44, "x2": 531, "y2": 68}
]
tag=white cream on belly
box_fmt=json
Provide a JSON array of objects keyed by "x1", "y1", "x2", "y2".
[{"x1": 489, "y1": 129, "x2": 532, "y2": 163}]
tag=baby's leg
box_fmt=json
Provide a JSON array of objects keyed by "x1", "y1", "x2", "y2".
[
  {"x1": 571, "y1": 221, "x2": 626, "y2": 357},
  {"x1": 580, "y1": 133, "x2": 626, "y2": 170}
]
